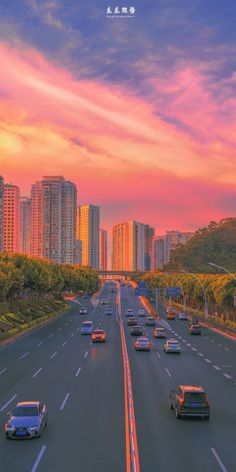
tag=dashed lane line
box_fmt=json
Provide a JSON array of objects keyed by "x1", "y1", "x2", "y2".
[
  {"x1": 84, "y1": 351, "x2": 88, "y2": 359},
  {"x1": 223, "y1": 373, "x2": 232, "y2": 379},
  {"x1": 32, "y1": 368, "x2": 42, "y2": 378},
  {"x1": 0, "y1": 394, "x2": 18, "y2": 412},
  {"x1": 165, "y1": 368, "x2": 172, "y2": 378},
  {"x1": 49, "y1": 333, "x2": 54, "y2": 338},
  {"x1": 20, "y1": 352, "x2": 29, "y2": 359},
  {"x1": 60, "y1": 393, "x2": 70, "y2": 411},
  {"x1": 62, "y1": 341, "x2": 68, "y2": 347},
  {"x1": 50, "y1": 351, "x2": 57, "y2": 359},
  {"x1": 30, "y1": 446, "x2": 47, "y2": 472},
  {"x1": 0, "y1": 368, "x2": 7, "y2": 375},
  {"x1": 213, "y1": 366, "x2": 221, "y2": 371},
  {"x1": 211, "y1": 448, "x2": 229, "y2": 472},
  {"x1": 204, "y1": 359, "x2": 212, "y2": 363},
  {"x1": 36, "y1": 341, "x2": 44, "y2": 347},
  {"x1": 75, "y1": 367, "x2": 81, "y2": 377},
  {"x1": 198, "y1": 353, "x2": 204, "y2": 357}
]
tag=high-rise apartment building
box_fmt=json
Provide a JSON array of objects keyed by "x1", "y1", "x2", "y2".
[
  {"x1": 152, "y1": 236, "x2": 165, "y2": 270},
  {"x1": 74, "y1": 239, "x2": 82, "y2": 264},
  {"x1": 112, "y1": 220, "x2": 145, "y2": 271},
  {"x1": 78, "y1": 205, "x2": 100, "y2": 269},
  {"x1": 20, "y1": 197, "x2": 31, "y2": 254},
  {"x1": 41, "y1": 176, "x2": 77, "y2": 264},
  {"x1": 99, "y1": 229, "x2": 107, "y2": 270},
  {"x1": 0, "y1": 176, "x2": 4, "y2": 252},
  {"x1": 30, "y1": 181, "x2": 42, "y2": 258},
  {"x1": 3, "y1": 184, "x2": 20, "y2": 253},
  {"x1": 144, "y1": 225, "x2": 155, "y2": 271}
]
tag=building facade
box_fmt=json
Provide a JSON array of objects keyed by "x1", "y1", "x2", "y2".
[
  {"x1": 152, "y1": 231, "x2": 194, "y2": 268},
  {"x1": 0, "y1": 176, "x2": 4, "y2": 252},
  {"x1": 30, "y1": 181, "x2": 42, "y2": 258},
  {"x1": 78, "y1": 205, "x2": 100, "y2": 269},
  {"x1": 20, "y1": 197, "x2": 31, "y2": 254},
  {"x1": 144, "y1": 225, "x2": 155, "y2": 271},
  {"x1": 3, "y1": 184, "x2": 20, "y2": 253},
  {"x1": 112, "y1": 220, "x2": 145, "y2": 271},
  {"x1": 99, "y1": 229, "x2": 107, "y2": 270}
]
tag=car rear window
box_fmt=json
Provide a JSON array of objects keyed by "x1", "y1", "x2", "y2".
[
  {"x1": 184, "y1": 392, "x2": 206, "y2": 402},
  {"x1": 82, "y1": 322, "x2": 92, "y2": 327},
  {"x1": 94, "y1": 330, "x2": 104, "y2": 334}
]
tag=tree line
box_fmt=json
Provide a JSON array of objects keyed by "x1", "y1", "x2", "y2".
[
  {"x1": 133, "y1": 272, "x2": 236, "y2": 322},
  {"x1": 0, "y1": 253, "x2": 100, "y2": 301}
]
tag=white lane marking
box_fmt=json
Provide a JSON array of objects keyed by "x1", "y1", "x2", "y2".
[
  {"x1": 0, "y1": 368, "x2": 7, "y2": 375},
  {"x1": 178, "y1": 336, "x2": 182, "y2": 339},
  {"x1": 75, "y1": 367, "x2": 81, "y2": 377},
  {"x1": 62, "y1": 341, "x2": 68, "y2": 347},
  {"x1": 76, "y1": 327, "x2": 80, "y2": 331},
  {"x1": 60, "y1": 393, "x2": 70, "y2": 411},
  {"x1": 156, "y1": 352, "x2": 161, "y2": 359},
  {"x1": 182, "y1": 340, "x2": 186, "y2": 343},
  {"x1": 58, "y1": 327, "x2": 62, "y2": 332},
  {"x1": 0, "y1": 393, "x2": 18, "y2": 412},
  {"x1": 20, "y1": 352, "x2": 29, "y2": 359},
  {"x1": 32, "y1": 368, "x2": 42, "y2": 378},
  {"x1": 70, "y1": 333, "x2": 74, "y2": 337},
  {"x1": 205, "y1": 359, "x2": 212, "y2": 363},
  {"x1": 223, "y1": 373, "x2": 232, "y2": 379},
  {"x1": 218, "y1": 344, "x2": 222, "y2": 347},
  {"x1": 213, "y1": 365, "x2": 221, "y2": 371},
  {"x1": 84, "y1": 351, "x2": 88, "y2": 359},
  {"x1": 198, "y1": 353, "x2": 204, "y2": 357},
  {"x1": 150, "y1": 341, "x2": 154, "y2": 345},
  {"x1": 70, "y1": 319, "x2": 73, "y2": 322},
  {"x1": 192, "y1": 347, "x2": 197, "y2": 351},
  {"x1": 50, "y1": 351, "x2": 57, "y2": 359},
  {"x1": 186, "y1": 343, "x2": 191, "y2": 346},
  {"x1": 205, "y1": 336, "x2": 209, "y2": 339},
  {"x1": 49, "y1": 333, "x2": 54, "y2": 338},
  {"x1": 211, "y1": 448, "x2": 229, "y2": 472},
  {"x1": 36, "y1": 341, "x2": 44, "y2": 347},
  {"x1": 165, "y1": 368, "x2": 172, "y2": 378},
  {"x1": 225, "y1": 347, "x2": 229, "y2": 351},
  {"x1": 65, "y1": 323, "x2": 68, "y2": 326},
  {"x1": 211, "y1": 340, "x2": 215, "y2": 343},
  {"x1": 30, "y1": 445, "x2": 47, "y2": 472}
]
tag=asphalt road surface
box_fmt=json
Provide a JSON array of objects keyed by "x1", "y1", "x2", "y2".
[{"x1": 1, "y1": 282, "x2": 236, "y2": 472}]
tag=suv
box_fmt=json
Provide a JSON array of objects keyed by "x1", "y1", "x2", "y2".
[
  {"x1": 170, "y1": 385, "x2": 210, "y2": 419},
  {"x1": 188, "y1": 321, "x2": 201, "y2": 335}
]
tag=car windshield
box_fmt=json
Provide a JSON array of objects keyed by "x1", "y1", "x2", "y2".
[
  {"x1": 168, "y1": 340, "x2": 178, "y2": 344},
  {"x1": 184, "y1": 393, "x2": 206, "y2": 402},
  {"x1": 94, "y1": 330, "x2": 104, "y2": 334},
  {"x1": 13, "y1": 406, "x2": 38, "y2": 417}
]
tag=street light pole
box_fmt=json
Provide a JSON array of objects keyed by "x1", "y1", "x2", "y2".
[
  {"x1": 165, "y1": 272, "x2": 187, "y2": 311},
  {"x1": 209, "y1": 262, "x2": 236, "y2": 282},
  {"x1": 180, "y1": 269, "x2": 209, "y2": 319}
]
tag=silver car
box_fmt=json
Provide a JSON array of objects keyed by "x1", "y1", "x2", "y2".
[{"x1": 5, "y1": 401, "x2": 48, "y2": 439}]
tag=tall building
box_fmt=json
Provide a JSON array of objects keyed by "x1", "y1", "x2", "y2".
[
  {"x1": 99, "y1": 229, "x2": 107, "y2": 270},
  {"x1": 144, "y1": 225, "x2": 155, "y2": 271},
  {"x1": 78, "y1": 205, "x2": 100, "y2": 269},
  {"x1": 3, "y1": 184, "x2": 20, "y2": 253},
  {"x1": 112, "y1": 220, "x2": 145, "y2": 271},
  {"x1": 152, "y1": 236, "x2": 165, "y2": 270},
  {"x1": 30, "y1": 181, "x2": 42, "y2": 258},
  {"x1": 164, "y1": 231, "x2": 194, "y2": 264},
  {"x1": 0, "y1": 176, "x2": 4, "y2": 252},
  {"x1": 19, "y1": 197, "x2": 31, "y2": 254},
  {"x1": 41, "y1": 176, "x2": 77, "y2": 264},
  {"x1": 74, "y1": 239, "x2": 82, "y2": 264}
]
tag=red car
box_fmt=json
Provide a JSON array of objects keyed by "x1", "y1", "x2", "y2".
[{"x1": 91, "y1": 329, "x2": 106, "y2": 342}]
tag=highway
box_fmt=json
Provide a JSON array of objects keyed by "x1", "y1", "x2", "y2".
[{"x1": 0, "y1": 281, "x2": 236, "y2": 471}]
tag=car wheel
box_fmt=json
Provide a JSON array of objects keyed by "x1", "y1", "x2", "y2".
[
  {"x1": 5, "y1": 433, "x2": 10, "y2": 439},
  {"x1": 175, "y1": 407, "x2": 181, "y2": 419},
  {"x1": 204, "y1": 415, "x2": 210, "y2": 420}
]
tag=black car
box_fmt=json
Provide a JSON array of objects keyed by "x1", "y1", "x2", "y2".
[
  {"x1": 170, "y1": 385, "x2": 210, "y2": 419},
  {"x1": 127, "y1": 318, "x2": 138, "y2": 326},
  {"x1": 130, "y1": 325, "x2": 143, "y2": 336}
]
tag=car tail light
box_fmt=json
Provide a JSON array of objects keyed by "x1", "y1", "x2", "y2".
[{"x1": 179, "y1": 397, "x2": 184, "y2": 405}]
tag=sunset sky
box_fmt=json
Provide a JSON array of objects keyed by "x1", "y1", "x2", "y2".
[{"x1": 0, "y1": 0, "x2": 236, "y2": 238}]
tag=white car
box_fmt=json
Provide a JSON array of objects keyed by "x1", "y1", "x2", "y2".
[
  {"x1": 164, "y1": 339, "x2": 181, "y2": 354},
  {"x1": 105, "y1": 308, "x2": 113, "y2": 315},
  {"x1": 79, "y1": 307, "x2": 87, "y2": 315},
  {"x1": 137, "y1": 309, "x2": 145, "y2": 317},
  {"x1": 166, "y1": 306, "x2": 173, "y2": 313},
  {"x1": 179, "y1": 312, "x2": 188, "y2": 320}
]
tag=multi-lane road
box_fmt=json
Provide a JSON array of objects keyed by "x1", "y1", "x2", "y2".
[{"x1": 0, "y1": 281, "x2": 236, "y2": 471}]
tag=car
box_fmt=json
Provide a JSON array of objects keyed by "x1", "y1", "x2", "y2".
[
  {"x1": 79, "y1": 307, "x2": 87, "y2": 315},
  {"x1": 82, "y1": 294, "x2": 88, "y2": 299},
  {"x1": 127, "y1": 284, "x2": 132, "y2": 288},
  {"x1": 100, "y1": 299, "x2": 108, "y2": 305},
  {"x1": 127, "y1": 317, "x2": 138, "y2": 326},
  {"x1": 134, "y1": 336, "x2": 151, "y2": 351},
  {"x1": 105, "y1": 308, "x2": 113, "y2": 315},
  {"x1": 145, "y1": 316, "x2": 156, "y2": 326},
  {"x1": 137, "y1": 309, "x2": 145, "y2": 317},
  {"x1": 130, "y1": 325, "x2": 143, "y2": 336},
  {"x1": 153, "y1": 327, "x2": 167, "y2": 338},
  {"x1": 91, "y1": 329, "x2": 106, "y2": 342},
  {"x1": 80, "y1": 321, "x2": 93, "y2": 334},
  {"x1": 166, "y1": 312, "x2": 175, "y2": 320},
  {"x1": 179, "y1": 312, "x2": 188, "y2": 320},
  {"x1": 5, "y1": 401, "x2": 47, "y2": 439},
  {"x1": 110, "y1": 288, "x2": 116, "y2": 293},
  {"x1": 125, "y1": 308, "x2": 134, "y2": 317},
  {"x1": 166, "y1": 306, "x2": 173, "y2": 313},
  {"x1": 170, "y1": 385, "x2": 210, "y2": 419},
  {"x1": 188, "y1": 322, "x2": 201, "y2": 335},
  {"x1": 164, "y1": 338, "x2": 181, "y2": 353}
]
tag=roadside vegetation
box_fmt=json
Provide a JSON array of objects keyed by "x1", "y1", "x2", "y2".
[
  {"x1": 0, "y1": 253, "x2": 100, "y2": 341},
  {"x1": 133, "y1": 272, "x2": 236, "y2": 327}
]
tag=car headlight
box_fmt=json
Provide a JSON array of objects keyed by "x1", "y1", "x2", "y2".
[{"x1": 29, "y1": 425, "x2": 40, "y2": 430}]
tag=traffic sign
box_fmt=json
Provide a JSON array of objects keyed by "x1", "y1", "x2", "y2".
[
  {"x1": 135, "y1": 287, "x2": 150, "y2": 296},
  {"x1": 166, "y1": 287, "x2": 181, "y2": 297},
  {"x1": 138, "y1": 281, "x2": 146, "y2": 287}
]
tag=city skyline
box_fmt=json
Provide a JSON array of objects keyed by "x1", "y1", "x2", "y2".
[{"x1": 0, "y1": 1, "x2": 236, "y2": 235}]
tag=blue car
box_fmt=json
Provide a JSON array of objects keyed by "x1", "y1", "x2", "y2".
[
  {"x1": 5, "y1": 401, "x2": 47, "y2": 439},
  {"x1": 80, "y1": 321, "x2": 93, "y2": 334}
]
